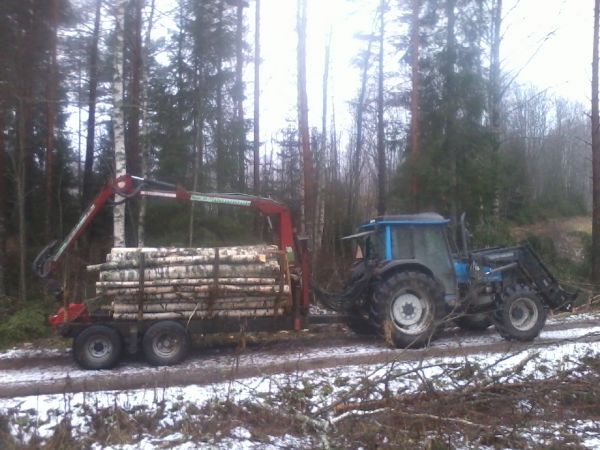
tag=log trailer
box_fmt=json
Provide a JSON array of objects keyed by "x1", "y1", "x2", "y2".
[
  {"x1": 34, "y1": 174, "x2": 312, "y2": 369},
  {"x1": 35, "y1": 175, "x2": 576, "y2": 369}
]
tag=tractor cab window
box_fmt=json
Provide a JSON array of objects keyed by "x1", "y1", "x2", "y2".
[
  {"x1": 390, "y1": 226, "x2": 413, "y2": 259},
  {"x1": 367, "y1": 228, "x2": 386, "y2": 261},
  {"x1": 413, "y1": 225, "x2": 455, "y2": 293}
]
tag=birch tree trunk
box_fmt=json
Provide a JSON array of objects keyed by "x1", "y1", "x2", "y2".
[
  {"x1": 592, "y1": 0, "x2": 600, "y2": 284},
  {"x1": 112, "y1": 0, "x2": 126, "y2": 248}
]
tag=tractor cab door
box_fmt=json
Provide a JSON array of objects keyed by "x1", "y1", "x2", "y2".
[{"x1": 410, "y1": 225, "x2": 458, "y2": 300}]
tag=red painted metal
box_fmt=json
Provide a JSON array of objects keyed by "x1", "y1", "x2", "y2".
[
  {"x1": 40, "y1": 173, "x2": 310, "y2": 328},
  {"x1": 48, "y1": 303, "x2": 88, "y2": 328}
]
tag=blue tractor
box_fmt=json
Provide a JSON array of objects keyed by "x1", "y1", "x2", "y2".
[{"x1": 314, "y1": 213, "x2": 575, "y2": 348}]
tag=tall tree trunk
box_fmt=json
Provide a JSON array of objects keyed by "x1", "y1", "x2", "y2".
[
  {"x1": 347, "y1": 37, "x2": 373, "y2": 222},
  {"x1": 216, "y1": 0, "x2": 226, "y2": 192},
  {"x1": 592, "y1": 0, "x2": 600, "y2": 284},
  {"x1": 127, "y1": 0, "x2": 144, "y2": 246},
  {"x1": 409, "y1": 0, "x2": 420, "y2": 211},
  {"x1": 17, "y1": 97, "x2": 27, "y2": 302},
  {"x1": 314, "y1": 29, "x2": 331, "y2": 254},
  {"x1": 444, "y1": 0, "x2": 458, "y2": 232},
  {"x1": 112, "y1": 0, "x2": 127, "y2": 248},
  {"x1": 138, "y1": 0, "x2": 156, "y2": 248},
  {"x1": 0, "y1": 103, "x2": 6, "y2": 297},
  {"x1": 490, "y1": 0, "x2": 503, "y2": 218},
  {"x1": 235, "y1": 0, "x2": 246, "y2": 190},
  {"x1": 376, "y1": 0, "x2": 386, "y2": 216},
  {"x1": 82, "y1": 0, "x2": 102, "y2": 209},
  {"x1": 297, "y1": 0, "x2": 313, "y2": 235},
  {"x1": 45, "y1": 0, "x2": 59, "y2": 241},
  {"x1": 253, "y1": 0, "x2": 261, "y2": 194}
]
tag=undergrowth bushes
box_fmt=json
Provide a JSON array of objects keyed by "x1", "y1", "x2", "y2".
[{"x1": 0, "y1": 299, "x2": 51, "y2": 349}]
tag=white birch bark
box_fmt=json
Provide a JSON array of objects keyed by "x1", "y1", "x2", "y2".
[
  {"x1": 112, "y1": 0, "x2": 127, "y2": 247},
  {"x1": 113, "y1": 309, "x2": 286, "y2": 320},
  {"x1": 100, "y1": 284, "x2": 289, "y2": 296},
  {"x1": 107, "y1": 244, "x2": 277, "y2": 261},
  {"x1": 98, "y1": 262, "x2": 281, "y2": 282},
  {"x1": 96, "y1": 277, "x2": 278, "y2": 288}
]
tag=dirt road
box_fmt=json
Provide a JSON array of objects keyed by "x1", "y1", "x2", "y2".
[{"x1": 0, "y1": 313, "x2": 598, "y2": 399}]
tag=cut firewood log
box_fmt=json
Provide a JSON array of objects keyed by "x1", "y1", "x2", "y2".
[
  {"x1": 112, "y1": 299, "x2": 284, "y2": 313},
  {"x1": 87, "y1": 253, "x2": 281, "y2": 272},
  {"x1": 99, "y1": 284, "x2": 290, "y2": 296},
  {"x1": 98, "y1": 262, "x2": 281, "y2": 282},
  {"x1": 106, "y1": 245, "x2": 278, "y2": 262},
  {"x1": 112, "y1": 309, "x2": 286, "y2": 320},
  {"x1": 108, "y1": 294, "x2": 287, "y2": 304},
  {"x1": 95, "y1": 277, "x2": 279, "y2": 288}
]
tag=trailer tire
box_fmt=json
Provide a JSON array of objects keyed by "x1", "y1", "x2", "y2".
[
  {"x1": 493, "y1": 284, "x2": 546, "y2": 341},
  {"x1": 142, "y1": 321, "x2": 190, "y2": 366},
  {"x1": 73, "y1": 325, "x2": 123, "y2": 370},
  {"x1": 455, "y1": 312, "x2": 492, "y2": 332},
  {"x1": 370, "y1": 271, "x2": 445, "y2": 348}
]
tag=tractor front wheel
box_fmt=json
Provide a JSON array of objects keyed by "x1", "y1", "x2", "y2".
[
  {"x1": 370, "y1": 272, "x2": 445, "y2": 348},
  {"x1": 493, "y1": 284, "x2": 546, "y2": 341}
]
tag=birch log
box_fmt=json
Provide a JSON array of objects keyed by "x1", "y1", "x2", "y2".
[
  {"x1": 112, "y1": 298, "x2": 284, "y2": 312},
  {"x1": 113, "y1": 309, "x2": 286, "y2": 320},
  {"x1": 100, "y1": 284, "x2": 289, "y2": 296},
  {"x1": 87, "y1": 244, "x2": 292, "y2": 321},
  {"x1": 88, "y1": 253, "x2": 274, "y2": 271},
  {"x1": 96, "y1": 277, "x2": 278, "y2": 288},
  {"x1": 110, "y1": 294, "x2": 283, "y2": 305},
  {"x1": 106, "y1": 245, "x2": 278, "y2": 262},
  {"x1": 98, "y1": 262, "x2": 281, "y2": 282}
]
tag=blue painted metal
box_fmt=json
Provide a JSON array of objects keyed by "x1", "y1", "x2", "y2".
[
  {"x1": 385, "y1": 226, "x2": 392, "y2": 260},
  {"x1": 360, "y1": 220, "x2": 449, "y2": 229},
  {"x1": 454, "y1": 261, "x2": 470, "y2": 284}
]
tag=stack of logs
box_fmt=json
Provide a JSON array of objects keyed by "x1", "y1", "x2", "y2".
[{"x1": 86, "y1": 245, "x2": 292, "y2": 320}]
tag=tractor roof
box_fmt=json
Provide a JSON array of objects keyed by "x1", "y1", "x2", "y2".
[{"x1": 359, "y1": 212, "x2": 449, "y2": 228}]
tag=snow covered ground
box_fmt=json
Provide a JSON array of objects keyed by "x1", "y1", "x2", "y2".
[{"x1": 1, "y1": 314, "x2": 600, "y2": 449}]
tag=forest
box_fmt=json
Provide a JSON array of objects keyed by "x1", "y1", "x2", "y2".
[{"x1": 0, "y1": 0, "x2": 597, "y2": 338}]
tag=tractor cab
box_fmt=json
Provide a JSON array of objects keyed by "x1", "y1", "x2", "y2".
[{"x1": 356, "y1": 213, "x2": 458, "y2": 305}]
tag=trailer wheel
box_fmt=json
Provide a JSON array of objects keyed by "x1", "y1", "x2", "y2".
[
  {"x1": 455, "y1": 312, "x2": 492, "y2": 332},
  {"x1": 142, "y1": 321, "x2": 190, "y2": 366},
  {"x1": 73, "y1": 325, "x2": 123, "y2": 370},
  {"x1": 370, "y1": 271, "x2": 445, "y2": 348},
  {"x1": 493, "y1": 284, "x2": 546, "y2": 341}
]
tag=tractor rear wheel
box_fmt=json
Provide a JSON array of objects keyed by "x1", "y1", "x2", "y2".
[
  {"x1": 73, "y1": 325, "x2": 123, "y2": 370},
  {"x1": 142, "y1": 321, "x2": 190, "y2": 366},
  {"x1": 493, "y1": 284, "x2": 546, "y2": 341},
  {"x1": 370, "y1": 271, "x2": 445, "y2": 348}
]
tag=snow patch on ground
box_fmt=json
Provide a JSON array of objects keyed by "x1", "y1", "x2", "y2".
[{"x1": 1, "y1": 338, "x2": 600, "y2": 449}]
